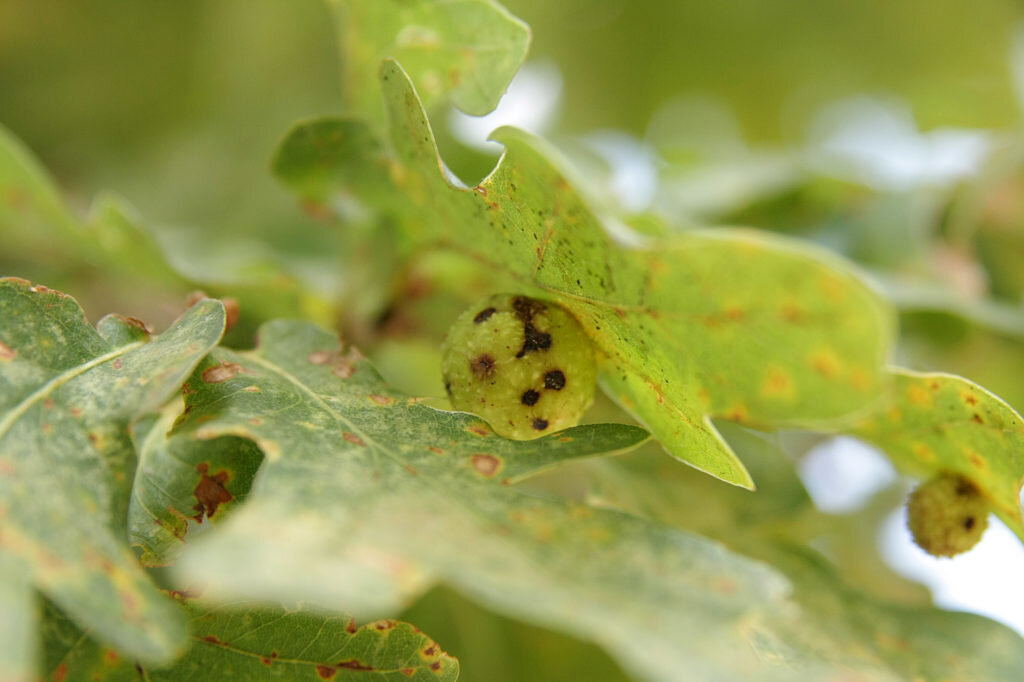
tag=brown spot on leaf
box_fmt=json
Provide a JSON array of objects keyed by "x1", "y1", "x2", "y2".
[
  {"x1": 423, "y1": 645, "x2": 437, "y2": 657},
  {"x1": 401, "y1": 668, "x2": 415, "y2": 677},
  {"x1": 369, "y1": 394, "x2": 394, "y2": 406},
  {"x1": 202, "y1": 362, "x2": 243, "y2": 383},
  {"x1": 203, "y1": 635, "x2": 224, "y2": 646},
  {"x1": 532, "y1": 418, "x2": 549, "y2": 431},
  {"x1": 972, "y1": 413, "x2": 983, "y2": 424},
  {"x1": 316, "y1": 664, "x2": 337, "y2": 679},
  {"x1": 222, "y1": 298, "x2": 240, "y2": 332},
  {"x1": 428, "y1": 446, "x2": 444, "y2": 455},
  {"x1": 0, "y1": 341, "x2": 15, "y2": 360},
  {"x1": 467, "y1": 423, "x2": 491, "y2": 437},
  {"x1": 430, "y1": 661, "x2": 443, "y2": 671},
  {"x1": 343, "y1": 432, "x2": 366, "y2": 447},
  {"x1": 309, "y1": 350, "x2": 333, "y2": 365},
  {"x1": 346, "y1": 618, "x2": 357, "y2": 634},
  {"x1": 471, "y1": 454, "x2": 503, "y2": 477},
  {"x1": 338, "y1": 660, "x2": 374, "y2": 671},
  {"x1": 373, "y1": 619, "x2": 396, "y2": 631},
  {"x1": 192, "y1": 463, "x2": 232, "y2": 521},
  {"x1": 471, "y1": 354, "x2": 497, "y2": 378},
  {"x1": 53, "y1": 663, "x2": 67, "y2": 681},
  {"x1": 964, "y1": 393, "x2": 978, "y2": 405}
]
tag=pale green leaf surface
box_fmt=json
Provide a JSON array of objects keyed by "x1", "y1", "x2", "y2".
[
  {"x1": 0, "y1": 279, "x2": 226, "y2": 664},
  {"x1": 331, "y1": 0, "x2": 529, "y2": 119},
  {"x1": 39, "y1": 597, "x2": 458, "y2": 682},
  {"x1": 0, "y1": 554, "x2": 35, "y2": 682},
  {"x1": 853, "y1": 369, "x2": 1024, "y2": 542},
  {"x1": 588, "y1": 424, "x2": 1024, "y2": 682},
  {"x1": 127, "y1": 407, "x2": 263, "y2": 567},
  {"x1": 161, "y1": 319, "x2": 869, "y2": 682},
  {"x1": 274, "y1": 60, "x2": 895, "y2": 488}
]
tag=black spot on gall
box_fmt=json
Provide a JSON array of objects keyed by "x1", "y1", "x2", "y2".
[
  {"x1": 473, "y1": 307, "x2": 497, "y2": 324},
  {"x1": 521, "y1": 389, "x2": 540, "y2": 406},
  {"x1": 544, "y1": 370, "x2": 566, "y2": 390},
  {"x1": 964, "y1": 516, "x2": 976, "y2": 530},
  {"x1": 470, "y1": 354, "x2": 496, "y2": 378},
  {"x1": 532, "y1": 418, "x2": 549, "y2": 431}
]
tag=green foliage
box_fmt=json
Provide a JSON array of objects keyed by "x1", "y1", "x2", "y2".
[
  {"x1": 39, "y1": 597, "x2": 459, "y2": 681},
  {"x1": 0, "y1": 280, "x2": 224, "y2": 664},
  {"x1": 3, "y1": 0, "x2": 1024, "y2": 680}
]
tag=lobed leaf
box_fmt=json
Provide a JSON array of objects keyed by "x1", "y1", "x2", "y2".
[
  {"x1": 853, "y1": 369, "x2": 1024, "y2": 542},
  {"x1": 0, "y1": 278, "x2": 225, "y2": 664},
  {"x1": 274, "y1": 60, "x2": 896, "y2": 488},
  {"x1": 588, "y1": 424, "x2": 1024, "y2": 681},
  {"x1": 39, "y1": 597, "x2": 458, "y2": 682},
  {"x1": 159, "y1": 318, "x2": 935, "y2": 682},
  {"x1": 330, "y1": 0, "x2": 530, "y2": 120}
]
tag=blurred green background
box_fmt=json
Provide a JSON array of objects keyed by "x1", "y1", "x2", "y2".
[{"x1": 4, "y1": 2, "x2": 1024, "y2": 680}]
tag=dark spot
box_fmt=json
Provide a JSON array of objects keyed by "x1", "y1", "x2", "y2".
[
  {"x1": 473, "y1": 307, "x2": 497, "y2": 323},
  {"x1": 964, "y1": 517, "x2": 976, "y2": 530},
  {"x1": 316, "y1": 664, "x2": 337, "y2": 679},
  {"x1": 956, "y1": 479, "x2": 977, "y2": 497},
  {"x1": 203, "y1": 635, "x2": 224, "y2": 646},
  {"x1": 192, "y1": 463, "x2": 233, "y2": 522},
  {"x1": 423, "y1": 645, "x2": 437, "y2": 656},
  {"x1": 471, "y1": 354, "x2": 496, "y2": 378},
  {"x1": 444, "y1": 381, "x2": 452, "y2": 395},
  {"x1": 516, "y1": 327, "x2": 552, "y2": 357},
  {"x1": 532, "y1": 418, "x2": 549, "y2": 431},
  {"x1": 338, "y1": 660, "x2": 374, "y2": 671},
  {"x1": 521, "y1": 389, "x2": 540, "y2": 406},
  {"x1": 346, "y1": 618, "x2": 357, "y2": 634},
  {"x1": 972, "y1": 413, "x2": 983, "y2": 424},
  {"x1": 430, "y1": 662, "x2": 443, "y2": 671},
  {"x1": 544, "y1": 370, "x2": 566, "y2": 390},
  {"x1": 342, "y1": 432, "x2": 366, "y2": 447},
  {"x1": 512, "y1": 296, "x2": 545, "y2": 323}
]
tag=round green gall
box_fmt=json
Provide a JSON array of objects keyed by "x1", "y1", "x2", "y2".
[
  {"x1": 906, "y1": 473, "x2": 990, "y2": 558},
  {"x1": 441, "y1": 294, "x2": 597, "y2": 440}
]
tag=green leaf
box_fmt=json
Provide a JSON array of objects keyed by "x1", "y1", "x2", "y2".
[
  {"x1": 160, "y1": 319, "x2": 864, "y2": 681},
  {"x1": 588, "y1": 423, "x2": 1024, "y2": 681},
  {"x1": 39, "y1": 597, "x2": 459, "y2": 682},
  {"x1": 127, "y1": 407, "x2": 264, "y2": 567},
  {"x1": 852, "y1": 369, "x2": 1024, "y2": 542},
  {"x1": 0, "y1": 279, "x2": 226, "y2": 664},
  {"x1": 330, "y1": 0, "x2": 530, "y2": 119},
  {"x1": 0, "y1": 125, "x2": 185, "y2": 291},
  {"x1": 274, "y1": 60, "x2": 895, "y2": 488}
]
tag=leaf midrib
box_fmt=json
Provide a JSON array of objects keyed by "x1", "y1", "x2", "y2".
[{"x1": 0, "y1": 340, "x2": 146, "y2": 441}]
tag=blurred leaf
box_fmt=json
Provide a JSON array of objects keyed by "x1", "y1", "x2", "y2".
[
  {"x1": 163, "y1": 318, "x2": 863, "y2": 682},
  {"x1": 331, "y1": 0, "x2": 530, "y2": 120},
  {"x1": 588, "y1": 423, "x2": 1024, "y2": 682},
  {"x1": 853, "y1": 369, "x2": 1024, "y2": 542},
  {"x1": 0, "y1": 553, "x2": 35, "y2": 682},
  {"x1": 0, "y1": 125, "x2": 184, "y2": 293},
  {"x1": 400, "y1": 586, "x2": 632, "y2": 682},
  {"x1": 39, "y1": 597, "x2": 459, "y2": 682},
  {"x1": 0, "y1": 280, "x2": 225, "y2": 663},
  {"x1": 127, "y1": 407, "x2": 264, "y2": 568},
  {"x1": 274, "y1": 60, "x2": 895, "y2": 488}
]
